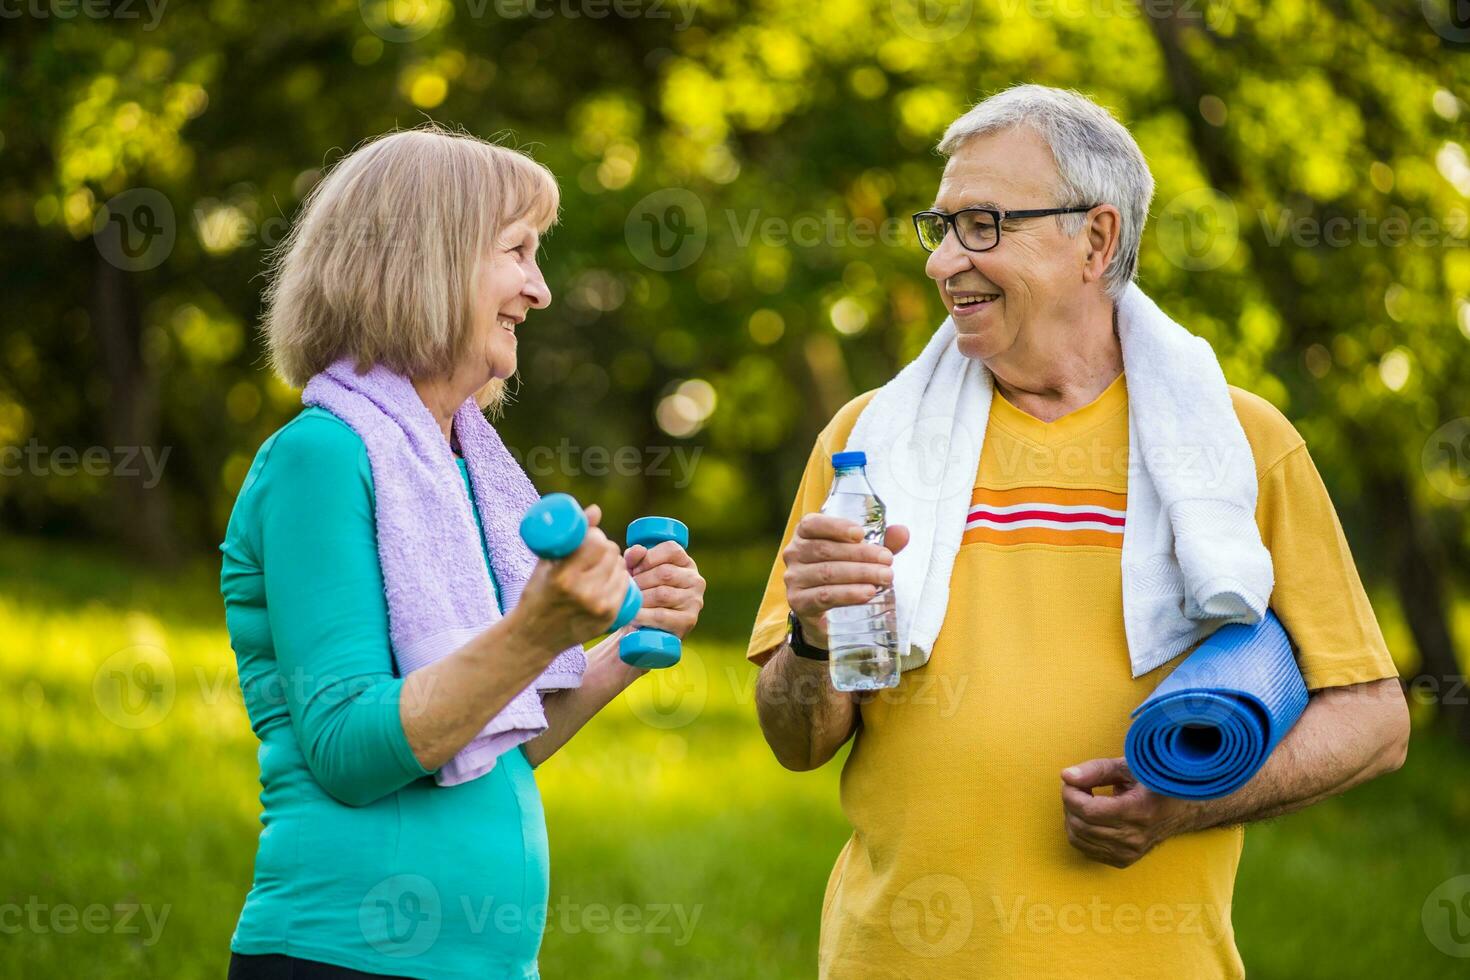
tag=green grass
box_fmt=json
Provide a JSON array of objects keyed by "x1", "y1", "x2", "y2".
[{"x1": 1, "y1": 537, "x2": 1466, "y2": 978}]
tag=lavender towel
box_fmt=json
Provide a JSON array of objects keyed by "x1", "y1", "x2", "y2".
[{"x1": 302, "y1": 358, "x2": 586, "y2": 785}]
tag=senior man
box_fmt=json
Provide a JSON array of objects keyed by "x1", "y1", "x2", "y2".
[{"x1": 747, "y1": 85, "x2": 1409, "y2": 978}]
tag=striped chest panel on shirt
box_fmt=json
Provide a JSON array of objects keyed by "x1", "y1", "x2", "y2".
[{"x1": 963, "y1": 485, "x2": 1127, "y2": 549}]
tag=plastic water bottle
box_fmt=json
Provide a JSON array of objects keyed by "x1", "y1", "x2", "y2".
[{"x1": 820, "y1": 451, "x2": 900, "y2": 692}]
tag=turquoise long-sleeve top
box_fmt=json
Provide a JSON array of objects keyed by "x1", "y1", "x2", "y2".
[{"x1": 219, "y1": 406, "x2": 548, "y2": 980}]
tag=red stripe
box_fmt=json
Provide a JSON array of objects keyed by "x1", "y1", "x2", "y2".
[{"x1": 968, "y1": 508, "x2": 1126, "y2": 527}]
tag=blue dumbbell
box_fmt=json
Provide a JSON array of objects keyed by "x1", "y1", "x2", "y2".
[
  {"x1": 618, "y1": 516, "x2": 691, "y2": 669},
  {"x1": 520, "y1": 493, "x2": 642, "y2": 633}
]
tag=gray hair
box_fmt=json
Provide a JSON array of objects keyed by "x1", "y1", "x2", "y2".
[{"x1": 937, "y1": 84, "x2": 1154, "y2": 298}]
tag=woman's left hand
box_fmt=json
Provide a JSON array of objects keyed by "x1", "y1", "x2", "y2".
[{"x1": 623, "y1": 542, "x2": 706, "y2": 640}]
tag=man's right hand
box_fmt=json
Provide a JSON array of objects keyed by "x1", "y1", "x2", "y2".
[{"x1": 782, "y1": 514, "x2": 911, "y2": 648}]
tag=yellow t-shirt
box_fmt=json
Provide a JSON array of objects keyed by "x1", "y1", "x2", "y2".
[{"x1": 747, "y1": 373, "x2": 1397, "y2": 979}]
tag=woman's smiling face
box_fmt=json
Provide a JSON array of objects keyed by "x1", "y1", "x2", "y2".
[{"x1": 470, "y1": 216, "x2": 552, "y2": 382}]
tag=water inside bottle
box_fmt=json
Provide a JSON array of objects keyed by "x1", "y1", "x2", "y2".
[{"x1": 821, "y1": 455, "x2": 900, "y2": 692}]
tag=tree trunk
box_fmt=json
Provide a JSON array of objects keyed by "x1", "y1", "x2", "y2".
[
  {"x1": 1371, "y1": 472, "x2": 1468, "y2": 737},
  {"x1": 90, "y1": 247, "x2": 176, "y2": 565}
]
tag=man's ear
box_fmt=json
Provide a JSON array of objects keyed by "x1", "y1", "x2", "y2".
[{"x1": 1082, "y1": 206, "x2": 1121, "y2": 287}]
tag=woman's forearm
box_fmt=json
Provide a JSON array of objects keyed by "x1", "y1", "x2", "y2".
[
  {"x1": 522, "y1": 630, "x2": 645, "y2": 767},
  {"x1": 397, "y1": 608, "x2": 559, "y2": 772}
]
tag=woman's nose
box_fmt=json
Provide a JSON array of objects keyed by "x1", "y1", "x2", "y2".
[{"x1": 523, "y1": 265, "x2": 552, "y2": 309}]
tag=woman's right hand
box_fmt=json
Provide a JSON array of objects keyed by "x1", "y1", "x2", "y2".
[{"x1": 513, "y1": 503, "x2": 630, "y2": 656}]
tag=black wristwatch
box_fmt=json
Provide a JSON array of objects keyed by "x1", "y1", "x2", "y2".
[{"x1": 786, "y1": 611, "x2": 829, "y2": 661}]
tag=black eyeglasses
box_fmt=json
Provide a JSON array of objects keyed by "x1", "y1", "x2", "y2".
[{"x1": 911, "y1": 205, "x2": 1098, "y2": 253}]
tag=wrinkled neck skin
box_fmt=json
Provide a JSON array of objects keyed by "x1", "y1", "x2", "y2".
[
  {"x1": 412, "y1": 369, "x2": 483, "y2": 451},
  {"x1": 983, "y1": 293, "x2": 1122, "y2": 424}
]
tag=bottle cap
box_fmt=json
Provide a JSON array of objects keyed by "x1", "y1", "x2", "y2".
[{"x1": 831, "y1": 451, "x2": 867, "y2": 469}]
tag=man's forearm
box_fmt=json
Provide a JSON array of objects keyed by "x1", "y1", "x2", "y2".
[
  {"x1": 755, "y1": 644, "x2": 858, "y2": 771},
  {"x1": 1177, "y1": 677, "x2": 1409, "y2": 832}
]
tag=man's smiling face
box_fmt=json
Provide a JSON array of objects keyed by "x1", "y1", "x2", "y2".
[{"x1": 924, "y1": 125, "x2": 1093, "y2": 363}]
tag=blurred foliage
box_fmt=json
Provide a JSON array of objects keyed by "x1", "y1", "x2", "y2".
[{"x1": 0, "y1": 4, "x2": 1466, "y2": 655}]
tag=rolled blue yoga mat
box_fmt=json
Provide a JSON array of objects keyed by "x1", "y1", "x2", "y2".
[{"x1": 1125, "y1": 610, "x2": 1309, "y2": 800}]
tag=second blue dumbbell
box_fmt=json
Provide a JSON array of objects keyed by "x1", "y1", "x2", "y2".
[{"x1": 619, "y1": 516, "x2": 691, "y2": 669}]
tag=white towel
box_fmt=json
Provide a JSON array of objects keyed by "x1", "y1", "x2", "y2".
[{"x1": 844, "y1": 282, "x2": 1274, "y2": 678}]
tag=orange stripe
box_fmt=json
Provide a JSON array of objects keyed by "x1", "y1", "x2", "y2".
[
  {"x1": 963, "y1": 525, "x2": 1124, "y2": 549},
  {"x1": 971, "y1": 485, "x2": 1127, "y2": 509}
]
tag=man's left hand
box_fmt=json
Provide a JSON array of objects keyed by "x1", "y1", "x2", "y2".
[{"x1": 1060, "y1": 758, "x2": 1201, "y2": 869}]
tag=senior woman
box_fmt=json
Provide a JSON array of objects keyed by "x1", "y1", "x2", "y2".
[{"x1": 219, "y1": 126, "x2": 705, "y2": 980}]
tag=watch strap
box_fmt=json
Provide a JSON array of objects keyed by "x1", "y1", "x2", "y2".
[{"x1": 787, "y1": 611, "x2": 829, "y2": 662}]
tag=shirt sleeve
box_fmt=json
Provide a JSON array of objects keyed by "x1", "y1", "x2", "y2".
[
  {"x1": 1254, "y1": 442, "x2": 1401, "y2": 691},
  {"x1": 745, "y1": 393, "x2": 878, "y2": 665},
  {"x1": 746, "y1": 436, "x2": 834, "y2": 666},
  {"x1": 257, "y1": 414, "x2": 433, "y2": 806}
]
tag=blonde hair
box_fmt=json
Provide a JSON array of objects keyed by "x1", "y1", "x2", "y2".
[{"x1": 262, "y1": 123, "x2": 560, "y2": 410}]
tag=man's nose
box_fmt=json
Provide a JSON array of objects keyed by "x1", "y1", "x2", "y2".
[{"x1": 924, "y1": 229, "x2": 973, "y2": 282}]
